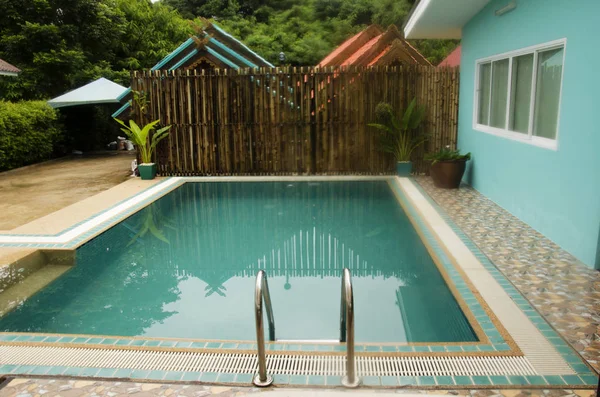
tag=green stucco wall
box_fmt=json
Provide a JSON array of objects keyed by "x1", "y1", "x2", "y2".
[{"x1": 459, "y1": 0, "x2": 600, "y2": 268}]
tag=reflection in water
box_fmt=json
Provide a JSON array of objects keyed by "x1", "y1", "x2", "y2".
[
  {"x1": 127, "y1": 205, "x2": 175, "y2": 247},
  {"x1": 0, "y1": 181, "x2": 476, "y2": 343}
]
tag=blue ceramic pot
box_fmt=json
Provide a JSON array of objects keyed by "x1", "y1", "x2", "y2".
[
  {"x1": 396, "y1": 161, "x2": 412, "y2": 177},
  {"x1": 138, "y1": 163, "x2": 157, "y2": 180}
]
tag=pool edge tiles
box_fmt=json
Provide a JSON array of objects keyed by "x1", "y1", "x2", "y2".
[
  {"x1": 393, "y1": 178, "x2": 598, "y2": 377},
  {"x1": 407, "y1": 178, "x2": 600, "y2": 378},
  {"x1": 386, "y1": 180, "x2": 521, "y2": 355},
  {"x1": 0, "y1": 176, "x2": 597, "y2": 389},
  {"x1": 0, "y1": 177, "x2": 184, "y2": 248},
  {"x1": 2, "y1": 178, "x2": 518, "y2": 356},
  {"x1": 0, "y1": 176, "x2": 394, "y2": 249}
]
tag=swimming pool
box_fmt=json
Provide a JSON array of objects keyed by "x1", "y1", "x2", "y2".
[{"x1": 0, "y1": 180, "x2": 476, "y2": 343}]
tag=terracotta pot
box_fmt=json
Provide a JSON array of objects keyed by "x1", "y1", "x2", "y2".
[{"x1": 430, "y1": 160, "x2": 466, "y2": 189}]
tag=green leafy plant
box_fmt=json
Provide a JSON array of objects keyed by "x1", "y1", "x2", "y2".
[
  {"x1": 114, "y1": 119, "x2": 171, "y2": 164},
  {"x1": 0, "y1": 101, "x2": 63, "y2": 171},
  {"x1": 425, "y1": 146, "x2": 471, "y2": 165},
  {"x1": 368, "y1": 99, "x2": 427, "y2": 162}
]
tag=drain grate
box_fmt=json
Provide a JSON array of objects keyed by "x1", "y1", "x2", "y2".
[{"x1": 0, "y1": 346, "x2": 537, "y2": 377}]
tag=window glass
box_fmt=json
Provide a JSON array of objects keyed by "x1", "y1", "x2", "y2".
[
  {"x1": 508, "y1": 54, "x2": 534, "y2": 134},
  {"x1": 478, "y1": 63, "x2": 491, "y2": 125},
  {"x1": 533, "y1": 47, "x2": 564, "y2": 139},
  {"x1": 490, "y1": 59, "x2": 509, "y2": 128}
]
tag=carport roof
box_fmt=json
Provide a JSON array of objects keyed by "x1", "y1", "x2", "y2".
[{"x1": 48, "y1": 78, "x2": 128, "y2": 108}]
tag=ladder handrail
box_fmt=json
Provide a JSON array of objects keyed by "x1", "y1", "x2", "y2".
[
  {"x1": 253, "y1": 270, "x2": 275, "y2": 387},
  {"x1": 340, "y1": 268, "x2": 360, "y2": 388}
]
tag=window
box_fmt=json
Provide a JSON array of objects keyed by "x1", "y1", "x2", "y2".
[{"x1": 474, "y1": 40, "x2": 565, "y2": 149}]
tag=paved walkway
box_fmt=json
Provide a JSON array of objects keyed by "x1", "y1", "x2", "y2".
[
  {"x1": 0, "y1": 378, "x2": 596, "y2": 397},
  {"x1": 0, "y1": 153, "x2": 135, "y2": 231},
  {"x1": 415, "y1": 177, "x2": 600, "y2": 373}
]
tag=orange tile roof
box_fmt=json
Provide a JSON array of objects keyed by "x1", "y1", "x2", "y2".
[
  {"x1": 0, "y1": 59, "x2": 20, "y2": 74},
  {"x1": 342, "y1": 34, "x2": 382, "y2": 66},
  {"x1": 318, "y1": 30, "x2": 364, "y2": 67},
  {"x1": 368, "y1": 46, "x2": 391, "y2": 66},
  {"x1": 319, "y1": 25, "x2": 430, "y2": 67},
  {"x1": 438, "y1": 45, "x2": 461, "y2": 68}
]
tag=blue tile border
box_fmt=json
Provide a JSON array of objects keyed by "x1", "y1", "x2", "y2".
[
  {"x1": 0, "y1": 178, "x2": 183, "y2": 249},
  {"x1": 0, "y1": 177, "x2": 512, "y2": 356},
  {"x1": 0, "y1": 177, "x2": 597, "y2": 388},
  {"x1": 408, "y1": 178, "x2": 599, "y2": 379}
]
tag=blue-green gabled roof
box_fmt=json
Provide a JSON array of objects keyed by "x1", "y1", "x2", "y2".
[{"x1": 113, "y1": 21, "x2": 273, "y2": 118}]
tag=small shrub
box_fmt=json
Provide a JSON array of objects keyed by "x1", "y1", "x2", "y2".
[
  {"x1": 368, "y1": 99, "x2": 427, "y2": 162},
  {"x1": 425, "y1": 146, "x2": 471, "y2": 165},
  {"x1": 0, "y1": 101, "x2": 63, "y2": 171}
]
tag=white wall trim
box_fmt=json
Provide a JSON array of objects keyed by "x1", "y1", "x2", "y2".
[
  {"x1": 473, "y1": 124, "x2": 558, "y2": 150},
  {"x1": 475, "y1": 38, "x2": 567, "y2": 64},
  {"x1": 472, "y1": 38, "x2": 567, "y2": 151}
]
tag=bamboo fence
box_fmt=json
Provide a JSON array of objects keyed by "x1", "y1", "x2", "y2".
[{"x1": 130, "y1": 65, "x2": 459, "y2": 175}]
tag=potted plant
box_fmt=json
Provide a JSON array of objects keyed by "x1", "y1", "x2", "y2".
[
  {"x1": 425, "y1": 146, "x2": 471, "y2": 189},
  {"x1": 114, "y1": 118, "x2": 171, "y2": 180},
  {"x1": 368, "y1": 99, "x2": 427, "y2": 176}
]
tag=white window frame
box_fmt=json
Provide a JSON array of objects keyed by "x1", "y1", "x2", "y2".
[{"x1": 473, "y1": 39, "x2": 567, "y2": 151}]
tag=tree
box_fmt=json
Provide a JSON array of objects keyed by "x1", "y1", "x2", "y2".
[{"x1": 0, "y1": 0, "x2": 191, "y2": 100}]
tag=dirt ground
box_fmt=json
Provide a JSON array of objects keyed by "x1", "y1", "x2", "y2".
[{"x1": 0, "y1": 152, "x2": 135, "y2": 231}]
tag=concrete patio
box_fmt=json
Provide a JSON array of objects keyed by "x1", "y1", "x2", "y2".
[{"x1": 0, "y1": 152, "x2": 135, "y2": 231}]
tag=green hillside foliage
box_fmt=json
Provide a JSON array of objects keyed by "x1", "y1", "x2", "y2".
[
  {"x1": 165, "y1": 0, "x2": 459, "y2": 66},
  {"x1": 0, "y1": 0, "x2": 192, "y2": 100}
]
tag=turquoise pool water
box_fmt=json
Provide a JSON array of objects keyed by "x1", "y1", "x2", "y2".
[{"x1": 0, "y1": 181, "x2": 476, "y2": 343}]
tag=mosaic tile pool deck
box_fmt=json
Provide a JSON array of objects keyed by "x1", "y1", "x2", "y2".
[
  {"x1": 414, "y1": 176, "x2": 600, "y2": 376},
  {"x1": 1, "y1": 377, "x2": 596, "y2": 397},
  {"x1": 0, "y1": 177, "x2": 598, "y2": 389}
]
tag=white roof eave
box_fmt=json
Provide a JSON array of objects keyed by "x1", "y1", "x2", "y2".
[
  {"x1": 48, "y1": 77, "x2": 128, "y2": 109},
  {"x1": 404, "y1": 0, "x2": 492, "y2": 39}
]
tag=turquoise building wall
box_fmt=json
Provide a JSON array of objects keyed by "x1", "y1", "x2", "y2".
[{"x1": 459, "y1": 0, "x2": 600, "y2": 268}]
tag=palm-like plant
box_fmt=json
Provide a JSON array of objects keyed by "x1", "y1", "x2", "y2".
[
  {"x1": 114, "y1": 119, "x2": 171, "y2": 164},
  {"x1": 368, "y1": 99, "x2": 427, "y2": 162}
]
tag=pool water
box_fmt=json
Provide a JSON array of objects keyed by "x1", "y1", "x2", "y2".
[{"x1": 0, "y1": 181, "x2": 476, "y2": 343}]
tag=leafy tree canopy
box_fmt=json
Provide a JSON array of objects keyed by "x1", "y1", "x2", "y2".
[
  {"x1": 0, "y1": 0, "x2": 191, "y2": 100},
  {"x1": 0, "y1": 0, "x2": 457, "y2": 101}
]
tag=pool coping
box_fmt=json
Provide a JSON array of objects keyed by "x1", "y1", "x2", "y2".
[
  {"x1": 0, "y1": 176, "x2": 598, "y2": 389},
  {"x1": 1, "y1": 177, "x2": 516, "y2": 355}
]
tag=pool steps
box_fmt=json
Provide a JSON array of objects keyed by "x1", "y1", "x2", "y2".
[
  {"x1": 0, "y1": 250, "x2": 46, "y2": 292},
  {"x1": 0, "y1": 250, "x2": 74, "y2": 316}
]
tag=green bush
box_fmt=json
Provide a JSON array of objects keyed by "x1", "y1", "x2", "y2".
[{"x1": 0, "y1": 101, "x2": 63, "y2": 171}]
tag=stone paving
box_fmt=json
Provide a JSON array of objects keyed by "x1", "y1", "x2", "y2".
[
  {"x1": 415, "y1": 177, "x2": 600, "y2": 373},
  {"x1": 0, "y1": 378, "x2": 597, "y2": 397}
]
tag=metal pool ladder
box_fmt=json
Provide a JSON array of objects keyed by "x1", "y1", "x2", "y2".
[
  {"x1": 252, "y1": 268, "x2": 359, "y2": 388},
  {"x1": 340, "y1": 268, "x2": 360, "y2": 388},
  {"x1": 253, "y1": 270, "x2": 275, "y2": 387}
]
